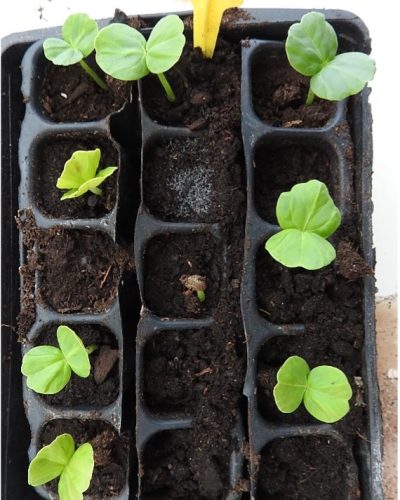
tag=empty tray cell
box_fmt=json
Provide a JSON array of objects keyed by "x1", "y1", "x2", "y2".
[
  {"x1": 254, "y1": 139, "x2": 338, "y2": 224},
  {"x1": 31, "y1": 322, "x2": 119, "y2": 408},
  {"x1": 144, "y1": 233, "x2": 220, "y2": 318},
  {"x1": 31, "y1": 132, "x2": 119, "y2": 219},
  {"x1": 141, "y1": 429, "x2": 229, "y2": 499},
  {"x1": 251, "y1": 45, "x2": 337, "y2": 128},
  {"x1": 256, "y1": 333, "x2": 364, "y2": 428},
  {"x1": 37, "y1": 229, "x2": 130, "y2": 313},
  {"x1": 257, "y1": 435, "x2": 360, "y2": 499},
  {"x1": 39, "y1": 418, "x2": 128, "y2": 498},
  {"x1": 143, "y1": 136, "x2": 244, "y2": 223}
]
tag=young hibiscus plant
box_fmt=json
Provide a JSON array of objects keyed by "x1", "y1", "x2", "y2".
[
  {"x1": 94, "y1": 14, "x2": 185, "y2": 102},
  {"x1": 286, "y1": 11, "x2": 376, "y2": 105},
  {"x1": 56, "y1": 148, "x2": 117, "y2": 200},
  {"x1": 273, "y1": 355, "x2": 352, "y2": 423},
  {"x1": 265, "y1": 179, "x2": 341, "y2": 270},
  {"x1": 28, "y1": 433, "x2": 94, "y2": 500},
  {"x1": 21, "y1": 325, "x2": 96, "y2": 394},
  {"x1": 43, "y1": 13, "x2": 107, "y2": 90}
]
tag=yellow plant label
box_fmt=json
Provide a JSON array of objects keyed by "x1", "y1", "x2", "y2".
[{"x1": 192, "y1": 0, "x2": 243, "y2": 58}]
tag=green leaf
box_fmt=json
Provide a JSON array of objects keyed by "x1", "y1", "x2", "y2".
[
  {"x1": 265, "y1": 180, "x2": 341, "y2": 270},
  {"x1": 311, "y1": 52, "x2": 376, "y2": 101},
  {"x1": 286, "y1": 11, "x2": 338, "y2": 76},
  {"x1": 28, "y1": 434, "x2": 75, "y2": 487},
  {"x1": 304, "y1": 366, "x2": 353, "y2": 423},
  {"x1": 266, "y1": 229, "x2": 336, "y2": 270},
  {"x1": 57, "y1": 326, "x2": 90, "y2": 378},
  {"x1": 62, "y1": 13, "x2": 98, "y2": 58},
  {"x1": 21, "y1": 345, "x2": 71, "y2": 394},
  {"x1": 95, "y1": 23, "x2": 148, "y2": 80},
  {"x1": 58, "y1": 443, "x2": 94, "y2": 500},
  {"x1": 146, "y1": 14, "x2": 185, "y2": 74},
  {"x1": 43, "y1": 38, "x2": 83, "y2": 66},
  {"x1": 274, "y1": 356, "x2": 310, "y2": 413}
]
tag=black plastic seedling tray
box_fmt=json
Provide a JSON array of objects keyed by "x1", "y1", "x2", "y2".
[{"x1": 2, "y1": 8, "x2": 383, "y2": 500}]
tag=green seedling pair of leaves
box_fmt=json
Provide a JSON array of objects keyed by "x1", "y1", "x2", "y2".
[
  {"x1": 94, "y1": 14, "x2": 185, "y2": 102},
  {"x1": 274, "y1": 356, "x2": 352, "y2": 423},
  {"x1": 29, "y1": 433, "x2": 94, "y2": 500},
  {"x1": 265, "y1": 179, "x2": 341, "y2": 270},
  {"x1": 56, "y1": 148, "x2": 117, "y2": 200},
  {"x1": 286, "y1": 11, "x2": 376, "y2": 104},
  {"x1": 21, "y1": 325, "x2": 94, "y2": 394},
  {"x1": 43, "y1": 13, "x2": 107, "y2": 90}
]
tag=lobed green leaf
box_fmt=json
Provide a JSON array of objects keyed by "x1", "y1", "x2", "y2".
[
  {"x1": 57, "y1": 325, "x2": 90, "y2": 378},
  {"x1": 273, "y1": 356, "x2": 309, "y2": 413},
  {"x1": 43, "y1": 38, "x2": 83, "y2": 66},
  {"x1": 58, "y1": 443, "x2": 94, "y2": 500},
  {"x1": 62, "y1": 13, "x2": 98, "y2": 58}
]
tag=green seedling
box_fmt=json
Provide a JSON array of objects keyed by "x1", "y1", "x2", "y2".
[
  {"x1": 28, "y1": 433, "x2": 94, "y2": 500},
  {"x1": 265, "y1": 179, "x2": 341, "y2": 270},
  {"x1": 43, "y1": 13, "x2": 107, "y2": 90},
  {"x1": 56, "y1": 148, "x2": 117, "y2": 200},
  {"x1": 21, "y1": 325, "x2": 95, "y2": 394},
  {"x1": 285, "y1": 11, "x2": 376, "y2": 105},
  {"x1": 273, "y1": 355, "x2": 352, "y2": 423},
  {"x1": 94, "y1": 15, "x2": 185, "y2": 102},
  {"x1": 180, "y1": 274, "x2": 207, "y2": 303}
]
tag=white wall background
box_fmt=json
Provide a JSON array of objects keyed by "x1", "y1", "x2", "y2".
[{"x1": 1, "y1": 0, "x2": 398, "y2": 297}]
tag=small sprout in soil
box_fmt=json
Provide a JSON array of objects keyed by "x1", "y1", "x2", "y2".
[
  {"x1": 56, "y1": 148, "x2": 117, "y2": 200},
  {"x1": 274, "y1": 355, "x2": 352, "y2": 423},
  {"x1": 21, "y1": 325, "x2": 94, "y2": 394},
  {"x1": 28, "y1": 433, "x2": 94, "y2": 500},
  {"x1": 192, "y1": 0, "x2": 243, "y2": 58},
  {"x1": 285, "y1": 11, "x2": 376, "y2": 105},
  {"x1": 95, "y1": 15, "x2": 185, "y2": 102},
  {"x1": 43, "y1": 13, "x2": 107, "y2": 90},
  {"x1": 265, "y1": 179, "x2": 341, "y2": 270},
  {"x1": 180, "y1": 274, "x2": 207, "y2": 302}
]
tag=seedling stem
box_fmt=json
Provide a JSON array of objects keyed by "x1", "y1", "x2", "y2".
[
  {"x1": 85, "y1": 344, "x2": 98, "y2": 355},
  {"x1": 196, "y1": 290, "x2": 206, "y2": 302},
  {"x1": 79, "y1": 60, "x2": 107, "y2": 90},
  {"x1": 157, "y1": 72, "x2": 176, "y2": 102},
  {"x1": 305, "y1": 87, "x2": 315, "y2": 106}
]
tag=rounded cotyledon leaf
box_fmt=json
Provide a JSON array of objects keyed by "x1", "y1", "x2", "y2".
[
  {"x1": 28, "y1": 434, "x2": 75, "y2": 487},
  {"x1": 57, "y1": 325, "x2": 91, "y2": 378},
  {"x1": 58, "y1": 443, "x2": 94, "y2": 500},
  {"x1": 273, "y1": 356, "x2": 310, "y2": 413},
  {"x1": 304, "y1": 365, "x2": 352, "y2": 423},
  {"x1": 62, "y1": 13, "x2": 98, "y2": 58},
  {"x1": 60, "y1": 166, "x2": 117, "y2": 200},
  {"x1": 43, "y1": 38, "x2": 83, "y2": 66},
  {"x1": 56, "y1": 149, "x2": 101, "y2": 190},
  {"x1": 21, "y1": 345, "x2": 71, "y2": 394},
  {"x1": 95, "y1": 23, "x2": 148, "y2": 80}
]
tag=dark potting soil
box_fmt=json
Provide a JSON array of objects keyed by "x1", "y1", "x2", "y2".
[
  {"x1": 142, "y1": 429, "x2": 228, "y2": 499},
  {"x1": 257, "y1": 435, "x2": 360, "y2": 499},
  {"x1": 33, "y1": 134, "x2": 118, "y2": 219},
  {"x1": 35, "y1": 323, "x2": 119, "y2": 407},
  {"x1": 254, "y1": 143, "x2": 336, "y2": 224},
  {"x1": 41, "y1": 419, "x2": 128, "y2": 497},
  {"x1": 144, "y1": 233, "x2": 220, "y2": 318},
  {"x1": 35, "y1": 228, "x2": 132, "y2": 313},
  {"x1": 143, "y1": 135, "x2": 244, "y2": 223},
  {"x1": 40, "y1": 57, "x2": 130, "y2": 122},
  {"x1": 251, "y1": 49, "x2": 336, "y2": 128}
]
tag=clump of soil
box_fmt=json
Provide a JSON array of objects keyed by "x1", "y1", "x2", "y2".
[
  {"x1": 33, "y1": 134, "x2": 118, "y2": 219},
  {"x1": 144, "y1": 234, "x2": 220, "y2": 318},
  {"x1": 35, "y1": 229, "x2": 132, "y2": 313},
  {"x1": 41, "y1": 419, "x2": 128, "y2": 497},
  {"x1": 143, "y1": 136, "x2": 243, "y2": 223},
  {"x1": 40, "y1": 56, "x2": 130, "y2": 122},
  {"x1": 35, "y1": 323, "x2": 119, "y2": 407},
  {"x1": 142, "y1": 430, "x2": 228, "y2": 499},
  {"x1": 258, "y1": 436, "x2": 360, "y2": 499},
  {"x1": 254, "y1": 144, "x2": 336, "y2": 223},
  {"x1": 336, "y1": 240, "x2": 374, "y2": 280},
  {"x1": 252, "y1": 49, "x2": 336, "y2": 128}
]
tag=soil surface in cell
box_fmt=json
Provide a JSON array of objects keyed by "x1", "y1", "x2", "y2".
[
  {"x1": 36, "y1": 323, "x2": 119, "y2": 407},
  {"x1": 40, "y1": 56, "x2": 130, "y2": 122},
  {"x1": 252, "y1": 50, "x2": 336, "y2": 128},
  {"x1": 41, "y1": 419, "x2": 128, "y2": 497},
  {"x1": 254, "y1": 144, "x2": 335, "y2": 223},
  {"x1": 142, "y1": 429, "x2": 234, "y2": 499},
  {"x1": 144, "y1": 233, "x2": 220, "y2": 318},
  {"x1": 34, "y1": 135, "x2": 118, "y2": 219},
  {"x1": 257, "y1": 435, "x2": 360, "y2": 499},
  {"x1": 38, "y1": 229, "x2": 131, "y2": 313}
]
